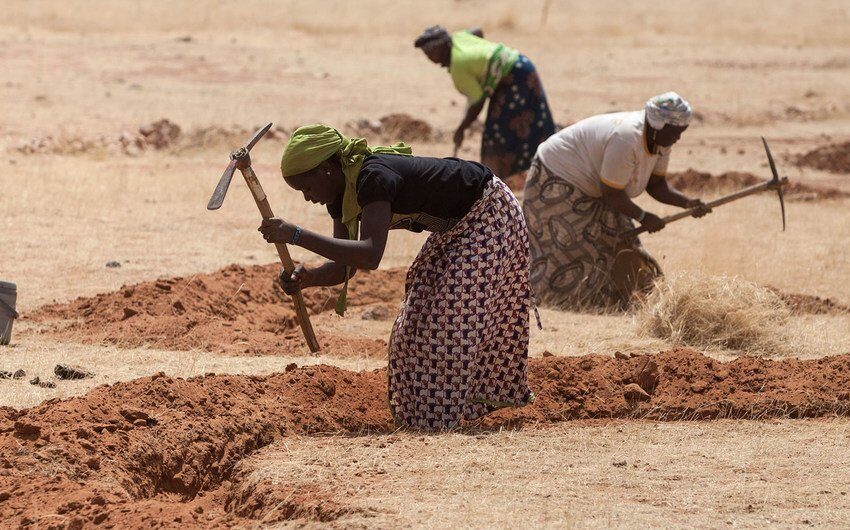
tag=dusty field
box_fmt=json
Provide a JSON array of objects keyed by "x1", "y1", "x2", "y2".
[{"x1": 2, "y1": 0, "x2": 850, "y2": 527}]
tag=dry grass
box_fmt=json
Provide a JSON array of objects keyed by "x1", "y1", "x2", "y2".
[
  {"x1": 636, "y1": 273, "x2": 793, "y2": 356},
  {"x1": 0, "y1": 0, "x2": 849, "y2": 525},
  {"x1": 239, "y1": 419, "x2": 850, "y2": 527}
]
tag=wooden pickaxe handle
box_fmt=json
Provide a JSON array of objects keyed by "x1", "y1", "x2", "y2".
[
  {"x1": 239, "y1": 166, "x2": 321, "y2": 353},
  {"x1": 623, "y1": 177, "x2": 788, "y2": 238}
]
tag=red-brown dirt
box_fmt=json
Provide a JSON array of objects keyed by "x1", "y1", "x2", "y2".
[
  {"x1": 504, "y1": 168, "x2": 848, "y2": 201},
  {"x1": 348, "y1": 113, "x2": 440, "y2": 143},
  {"x1": 793, "y1": 141, "x2": 850, "y2": 174},
  {"x1": 13, "y1": 119, "x2": 293, "y2": 156},
  {"x1": 770, "y1": 288, "x2": 850, "y2": 315},
  {"x1": 3, "y1": 349, "x2": 850, "y2": 526},
  {"x1": 29, "y1": 264, "x2": 846, "y2": 366},
  {"x1": 31, "y1": 265, "x2": 406, "y2": 357},
  {"x1": 665, "y1": 169, "x2": 848, "y2": 201}
]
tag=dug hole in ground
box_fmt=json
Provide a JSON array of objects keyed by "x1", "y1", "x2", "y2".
[{"x1": 2, "y1": 0, "x2": 850, "y2": 527}]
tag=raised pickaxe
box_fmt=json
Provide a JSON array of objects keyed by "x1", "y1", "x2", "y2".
[
  {"x1": 207, "y1": 123, "x2": 321, "y2": 353},
  {"x1": 623, "y1": 137, "x2": 788, "y2": 238}
]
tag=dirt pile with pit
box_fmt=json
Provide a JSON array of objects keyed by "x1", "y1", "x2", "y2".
[
  {"x1": 4, "y1": 349, "x2": 850, "y2": 525},
  {"x1": 793, "y1": 141, "x2": 850, "y2": 174},
  {"x1": 348, "y1": 113, "x2": 440, "y2": 142},
  {"x1": 0, "y1": 365, "x2": 390, "y2": 527},
  {"x1": 31, "y1": 265, "x2": 406, "y2": 357},
  {"x1": 667, "y1": 169, "x2": 849, "y2": 201},
  {"x1": 31, "y1": 264, "x2": 845, "y2": 361}
]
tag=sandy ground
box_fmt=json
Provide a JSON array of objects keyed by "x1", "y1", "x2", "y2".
[
  {"x1": 2, "y1": 0, "x2": 850, "y2": 526},
  {"x1": 244, "y1": 420, "x2": 850, "y2": 528}
]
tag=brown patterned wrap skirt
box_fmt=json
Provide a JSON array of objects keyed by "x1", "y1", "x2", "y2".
[
  {"x1": 388, "y1": 177, "x2": 534, "y2": 430},
  {"x1": 522, "y1": 155, "x2": 660, "y2": 310}
]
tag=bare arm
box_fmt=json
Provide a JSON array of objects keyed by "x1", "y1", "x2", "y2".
[
  {"x1": 454, "y1": 98, "x2": 487, "y2": 148},
  {"x1": 259, "y1": 201, "x2": 391, "y2": 271},
  {"x1": 460, "y1": 98, "x2": 486, "y2": 129},
  {"x1": 645, "y1": 174, "x2": 711, "y2": 219},
  {"x1": 295, "y1": 218, "x2": 357, "y2": 288},
  {"x1": 601, "y1": 183, "x2": 666, "y2": 233},
  {"x1": 646, "y1": 174, "x2": 692, "y2": 208}
]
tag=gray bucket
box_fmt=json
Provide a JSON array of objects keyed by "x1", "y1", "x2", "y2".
[{"x1": 0, "y1": 281, "x2": 18, "y2": 346}]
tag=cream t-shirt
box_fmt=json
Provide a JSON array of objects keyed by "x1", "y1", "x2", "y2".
[{"x1": 536, "y1": 110, "x2": 670, "y2": 198}]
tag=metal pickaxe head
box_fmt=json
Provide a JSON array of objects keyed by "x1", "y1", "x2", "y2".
[
  {"x1": 761, "y1": 137, "x2": 788, "y2": 231},
  {"x1": 206, "y1": 122, "x2": 274, "y2": 210}
]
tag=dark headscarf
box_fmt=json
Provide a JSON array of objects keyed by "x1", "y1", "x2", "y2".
[{"x1": 414, "y1": 25, "x2": 450, "y2": 50}]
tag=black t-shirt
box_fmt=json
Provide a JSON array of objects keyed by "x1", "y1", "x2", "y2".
[{"x1": 326, "y1": 154, "x2": 493, "y2": 232}]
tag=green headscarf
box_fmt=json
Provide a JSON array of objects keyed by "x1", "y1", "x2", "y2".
[{"x1": 281, "y1": 124, "x2": 412, "y2": 315}]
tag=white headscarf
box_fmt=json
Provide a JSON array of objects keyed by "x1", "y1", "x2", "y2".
[{"x1": 645, "y1": 92, "x2": 692, "y2": 129}]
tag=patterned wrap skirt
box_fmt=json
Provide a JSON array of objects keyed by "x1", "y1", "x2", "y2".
[
  {"x1": 481, "y1": 55, "x2": 556, "y2": 177},
  {"x1": 388, "y1": 177, "x2": 534, "y2": 430},
  {"x1": 522, "y1": 156, "x2": 660, "y2": 310}
]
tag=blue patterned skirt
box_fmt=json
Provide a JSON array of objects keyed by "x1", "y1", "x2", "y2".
[{"x1": 481, "y1": 55, "x2": 556, "y2": 176}]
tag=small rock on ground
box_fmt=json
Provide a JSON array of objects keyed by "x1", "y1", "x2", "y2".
[
  {"x1": 623, "y1": 383, "x2": 651, "y2": 402},
  {"x1": 54, "y1": 364, "x2": 95, "y2": 380},
  {"x1": 29, "y1": 376, "x2": 57, "y2": 389}
]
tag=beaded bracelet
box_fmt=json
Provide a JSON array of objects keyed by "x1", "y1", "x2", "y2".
[{"x1": 292, "y1": 225, "x2": 303, "y2": 244}]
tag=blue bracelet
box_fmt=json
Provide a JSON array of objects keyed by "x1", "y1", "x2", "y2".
[{"x1": 292, "y1": 225, "x2": 303, "y2": 244}]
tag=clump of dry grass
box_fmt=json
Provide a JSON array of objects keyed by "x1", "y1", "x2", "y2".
[{"x1": 636, "y1": 273, "x2": 793, "y2": 356}]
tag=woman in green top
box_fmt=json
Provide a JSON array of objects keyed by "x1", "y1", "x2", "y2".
[{"x1": 415, "y1": 25, "x2": 556, "y2": 180}]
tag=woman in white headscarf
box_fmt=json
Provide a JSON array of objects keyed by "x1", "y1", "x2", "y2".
[{"x1": 522, "y1": 92, "x2": 711, "y2": 310}]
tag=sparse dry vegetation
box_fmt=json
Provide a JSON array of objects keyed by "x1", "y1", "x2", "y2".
[
  {"x1": 1, "y1": 0, "x2": 850, "y2": 527},
  {"x1": 636, "y1": 273, "x2": 793, "y2": 356}
]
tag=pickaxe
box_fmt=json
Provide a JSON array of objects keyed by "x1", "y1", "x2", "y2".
[
  {"x1": 623, "y1": 137, "x2": 788, "y2": 238},
  {"x1": 207, "y1": 123, "x2": 321, "y2": 353}
]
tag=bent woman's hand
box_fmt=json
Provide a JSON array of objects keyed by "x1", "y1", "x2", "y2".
[
  {"x1": 259, "y1": 217, "x2": 296, "y2": 244},
  {"x1": 278, "y1": 264, "x2": 313, "y2": 295},
  {"x1": 641, "y1": 212, "x2": 666, "y2": 233},
  {"x1": 685, "y1": 198, "x2": 712, "y2": 218}
]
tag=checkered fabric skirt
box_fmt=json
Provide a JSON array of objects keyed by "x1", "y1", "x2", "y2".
[{"x1": 388, "y1": 178, "x2": 534, "y2": 430}]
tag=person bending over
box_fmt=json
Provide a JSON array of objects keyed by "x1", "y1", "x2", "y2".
[
  {"x1": 522, "y1": 92, "x2": 710, "y2": 310},
  {"x1": 259, "y1": 124, "x2": 534, "y2": 430},
  {"x1": 415, "y1": 25, "x2": 555, "y2": 181}
]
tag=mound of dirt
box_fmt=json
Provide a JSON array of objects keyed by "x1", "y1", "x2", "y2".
[
  {"x1": 793, "y1": 141, "x2": 850, "y2": 174},
  {"x1": 499, "y1": 168, "x2": 848, "y2": 200},
  {"x1": 0, "y1": 365, "x2": 391, "y2": 527},
  {"x1": 178, "y1": 123, "x2": 291, "y2": 152},
  {"x1": 348, "y1": 113, "x2": 439, "y2": 142},
  {"x1": 31, "y1": 264, "x2": 405, "y2": 356},
  {"x1": 770, "y1": 288, "x2": 850, "y2": 316},
  {"x1": 667, "y1": 169, "x2": 849, "y2": 202},
  {"x1": 14, "y1": 120, "x2": 291, "y2": 156},
  {"x1": 4, "y1": 349, "x2": 850, "y2": 525}
]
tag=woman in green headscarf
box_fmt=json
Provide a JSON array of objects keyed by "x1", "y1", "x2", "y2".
[{"x1": 260, "y1": 124, "x2": 535, "y2": 430}]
